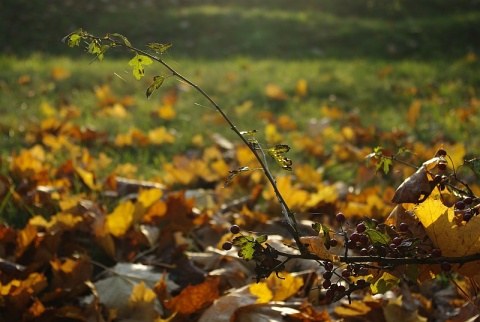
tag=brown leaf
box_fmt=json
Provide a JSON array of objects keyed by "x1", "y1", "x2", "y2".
[
  {"x1": 392, "y1": 162, "x2": 437, "y2": 204},
  {"x1": 163, "y1": 276, "x2": 219, "y2": 315}
]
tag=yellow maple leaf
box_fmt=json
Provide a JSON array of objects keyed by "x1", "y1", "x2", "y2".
[
  {"x1": 106, "y1": 201, "x2": 135, "y2": 237},
  {"x1": 266, "y1": 271, "x2": 304, "y2": 301},
  {"x1": 156, "y1": 104, "x2": 176, "y2": 120},
  {"x1": 249, "y1": 283, "x2": 273, "y2": 303},
  {"x1": 414, "y1": 193, "x2": 480, "y2": 277},
  {"x1": 148, "y1": 127, "x2": 175, "y2": 145}
]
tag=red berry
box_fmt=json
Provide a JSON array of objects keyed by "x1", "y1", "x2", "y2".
[
  {"x1": 337, "y1": 285, "x2": 346, "y2": 293},
  {"x1": 359, "y1": 234, "x2": 369, "y2": 245},
  {"x1": 329, "y1": 238, "x2": 338, "y2": 247},
  {"x1": 341, "y1": 269, "x2": 350, "y2": 278},
  {"x1": 323, "y1": 271, "x2": 332, "y2": 280},
  {"x1": 322, "y1": 279, "x2": 332, "y2": 288},
  {"x1": 437, "y1": 149, "x2": 447, "y2": 157},
  {"x1": 432, "y1": 248, "x2": 442, "y2": 258},
  {"x1": 325, "y1": 262, "x2": 334, "y2": 271},
  {"x1": 230, "y1": 225, "x2": 240, "y2": 234},
  {"x1": 347, "y1": 240, "x2": 357, "y2": 249},
  {"x1": 330, "y1": 284, "x2": 339, "y2": 292},
  {"x1": 360, "y1": 248, "x2": 368, "y2": 256},
  {"x1": 399, "y1": 222, "x2": 409, "y2": 232},
  {"x1": 356, "y1": 222, "x2": 366, "y2": 233},
  {"x1": 350, "y1": 232, "x2": 361, "y2": 243},
  {"x1": 222, "y1": 241, "x2": 233, "y2": 250},
  {"x1": 336, "y1": 212, "x2": 346, "y2": 223},
  {"x1": 392, "y1": 237, "x2": 402, "y2": 246},
  {"x1": 325, "y1": 289, "x2": 334, "y2": 301},
  {"x1": 437, "y1": 163, "x2": 447, "y2": 171}
]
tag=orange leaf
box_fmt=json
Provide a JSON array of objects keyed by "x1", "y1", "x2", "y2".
[
  {"x1": 163, "y1": 277, "x2": 219, "y2": 315},
  {"x1": 265, "y1": 84, "x2": 288, "y2": 100}
]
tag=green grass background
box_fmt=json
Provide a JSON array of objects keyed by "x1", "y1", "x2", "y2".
[{"x1": 1, "y1": 0, "x2": 480, "y2": 177}]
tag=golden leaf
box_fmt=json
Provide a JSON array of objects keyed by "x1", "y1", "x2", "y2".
[
  {"x1": 414, "y1": 193, "x2": 480, "y2": 277},
  {"x1": 296, "y1": 79, "x2": 308, "y2": 97},
  {"x1": 265, "y1": 84, "x2": 288, "y2": 100},
  {"x1": 266, "y1": 271, "x2": 304, "y2": 301},
  {"x1": 148, "y1": 127, "x2": 175, "y2": 145},
  {"x1": 407, "y1": 100, "x2": 421, "y2": 128},
  {"x1": 249, "y1": 283, "x2": 273, "y2": 303},
  {"x1": 299, "y1": 236, "x2": 339, "y2": 262},
  {"x1": 106, "y1": 201, "x2": 135, "y2": 237},
  {"x1": 156, "y1": 104, "x2": 176, "y2": 120},
  {"x1": 51, "y1": 66, "x2": 71, "y2": 81}
]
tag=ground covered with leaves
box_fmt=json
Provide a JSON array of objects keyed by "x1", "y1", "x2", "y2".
[{"x1": 1, "y1": 66, "x2": 480, "y2": 321}]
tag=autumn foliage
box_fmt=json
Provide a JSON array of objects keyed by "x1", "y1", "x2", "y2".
[{"x1": 1, "y1": 29, "x2": 480, "y2": 321}]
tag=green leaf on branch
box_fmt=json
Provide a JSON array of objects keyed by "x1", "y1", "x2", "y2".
[
  {"x1": 370, "y1": 272, "x2": 400, "y2": 294},
  {"x1": 465, "y1": 158, "x2": 480, "y2": 178},
  {"x1": 128, "y1": 54, "x2": 153, "y2": 80},
  {"x1": 364, "y1": 228, "x2": 390, "y2": 245},
  {"x1": 267, "y1": 144, "x2": 293, "y2": 171},
  {"x1": 111, "y1": 33, "x2": 132, "y2": 47},
  {"x1": 232, "y1": 235, "x2": 256, "y2": 261},
  {"x1": 87, "y1": 40, "x2": 109, "y2": 61},
  {"x1": 147, "y1": 42, "x2": 172, "y2": 54},
  {"x1": 146, "y1": 76, "x2": 165, "y2": 99},
  {"x1": 255, "y1": 235, "x2": 268, "y2": 243},
  {"x1": 63, "y1": 28, "x2": 85, "y2": 47}
]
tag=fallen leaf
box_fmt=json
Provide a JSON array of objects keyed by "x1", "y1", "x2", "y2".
[
  {"x1": 299, "y1": 236, "x2": 339, "y2": 262},
  {"x1": 163, "y1": 276, "x2": 220, "y2": 315},
  {"x1": 414, "y1": 192, "x2": 480, "y2": 277},
  {"x1": 265, "y1": 84, "x2": 288, "y2": 100}
]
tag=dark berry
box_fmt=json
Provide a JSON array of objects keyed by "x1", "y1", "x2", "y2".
[
  {"x1": 464, "y1": 197, "x2": 473, "y2": 205},
  {"x1": 336, "y1": 212, "x2": 346, "y2": 223},
  {"x1": 325, "y1": 262, "x2": 334, "y2": 271},
  {"x1": 432, "y1": 248, "x2": 442, "y2": 258},
  {"x1": 437, "y1": 163, "x2": 447, "y2": 171},
  {"x1": 341, "y1": 269, "x2": 350, "y2": 278},
  {"x1": 322, "y1": 279, "x2": 332, "y2": 289},
  {"x1": 356, "y1": 279, "x2": 367, "y2": 287},
  {"x1": 329, "y1": 238, "x2": 338, "y2": 247},
  {"x1": 455, "y1": 201, "x2": 466, "y2": 210},
  {"x1": 337, "y1": 285, "x2": 346, "y2": 293},
  {"x1": 440, "y1": 262, "x2": 451, "y2": 272},
  {"x1": 368, "y1": 247, "x2": 378, "y2": 256},
  {"x1": 392, "y1": 237, "x2": 402, "y2": 246},
  {"x1": 222, "y1": 241, "x2": 233, "y2": 250},
  {"x1": 330, "y1": 284, "x2": 338, "y2": 292},
  {"x1": 349, "y1": 232, "x2": 361, "y2": 243},
  {"x1": 360, "y1": 248, "x2": 368, "y2": 256},
  {"x1": 463, "y1": 212, "x2": 473, "y2": 222},
  {"x1": 356, "y1": 222, "x2": 366, "y2": 233},
  {"x1": 347, "y1": 240, "x2": 357, "y2": 249},
  {"x1": 399, "y1": 222, "x2": 409, "y2": 232},
  {"x1": 230, "y1": 225, "x2": 240, "y2": 234},
  {"x1": 359, "y1": 234, "x2": 369, "y2": 245},
  {"x1": 437, "y1": 149, "x2": 447, "y2": 157},
  {"x1": 323, "y1": 271, "x2": 332, "y2": 280}
]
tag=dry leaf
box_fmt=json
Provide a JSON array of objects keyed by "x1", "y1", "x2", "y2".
[
  {"x1": 414, "y1": 192, "x2": 480, "y2": 277},
  {"x1": 299, "y1": 236, "x2": 339, "y2": 262}
]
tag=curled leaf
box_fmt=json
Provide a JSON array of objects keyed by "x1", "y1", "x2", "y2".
[
  {"x1": 267, "y1": 144, "x2": 292, "y2": 171},
  {"x1": 224, "y1": 166, "x2": 251, "y2": 187},
  {"x1": 146, "y1": 76, "x2": 165, "y2": 99},
  {"x1": 147, "y1": 42, "x2": 172, "y2": 54}
]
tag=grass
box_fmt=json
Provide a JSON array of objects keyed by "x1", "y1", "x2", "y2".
[{"x1": 1, "y1": 0, "x2": 480, "y2": 180}]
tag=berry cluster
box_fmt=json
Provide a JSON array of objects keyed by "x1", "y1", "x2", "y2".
[
  {"x1": 454, "y1": 196, "x2": 479, "y2": 222},
  {"x1": 222, "y1": 224, "x2": 241, "y2": 250},
  {"x1": 321, "y1": 261, "x2": 368, "y2": 302}
]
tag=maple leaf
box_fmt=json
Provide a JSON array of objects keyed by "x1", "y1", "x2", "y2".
[
  {"x1": 128, "y1": 54, "x2": 153, "y2": 80},
  {"x1": 414, "y1": 192, "x2": 480, "y2": 277}
]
